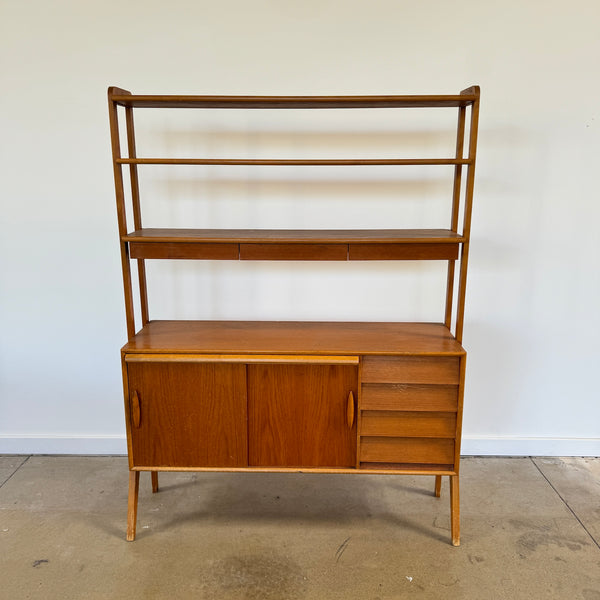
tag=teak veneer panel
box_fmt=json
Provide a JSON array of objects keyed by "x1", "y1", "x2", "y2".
[
  {"x1": 240, "y1": 243, "x2": 347, "y2": 261},
  {"x1": 248, "y1": 364, "x2": 357, "y2": 467},
  {"x1": 126, "y1": 362, "x2": 247, "y2": 467},
  {"x1": 361, "y1": 383, "x2": 459, "y2": 411},
  {"x1": 124, "y1": 228, "x2": 465, "y2": 244},
  {"x1": 360, "y1": 411, "x2": 456, "y2": 438},
  {"x1": 110, "y1": 93, "x2": 478, "y2": 109},
  {"x1": 360, "y1": 437, "x2": 455, "y2": 465},
  {"x1": 122, "y1": 321, "x2": 465, "y2": 356},
  {"x1": 349, "y1": 243, "x2": 459, "y2": 261},
  {"x1": 362, "y1": 356, "x2": 460, "y2": 384},
  {"x1": 359, "y1": 462, "x2": 454, "y2": 472},
  {"x1": 129, "y1": 242, "x2": 239, "y2": 260}
]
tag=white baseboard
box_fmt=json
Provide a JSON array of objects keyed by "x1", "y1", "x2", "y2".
[
  {"x1": 0, "y1": 435, "x2": 127, "y2": 455},
  {"x1": 1, "y1": 435, "x2": 598, "y2": 457},
  {"x1": 461, "y1": 436, "x2": 600, "y2": 457}
]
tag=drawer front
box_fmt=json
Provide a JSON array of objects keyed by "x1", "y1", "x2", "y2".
[
  {"x1": 360, "y1": 437, "x2": 455, "y2": 465},
  {"x1": 129, "y1": 242, "x2": 239, "y2": 260},
  {"x1": 362, "y1": 356, "x2": 460, "y2": 384},
  {"x1": 240, "y1": 243, "x2": 347, "y2": 261},
  {"x1": 361, "y1": 383, "x2": 458, "y2": 411},
  {"x1": 361, "y1": 411, "x2": 456, "y2": 438}
]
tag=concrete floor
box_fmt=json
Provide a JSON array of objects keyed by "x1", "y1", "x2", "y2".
[{"x1": 0, "y1": 457, "x2": 598, "y2": 599}]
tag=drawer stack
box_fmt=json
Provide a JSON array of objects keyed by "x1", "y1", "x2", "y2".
[{"x1": 359, "y1": 356, "x2": 461, "y2": 470}]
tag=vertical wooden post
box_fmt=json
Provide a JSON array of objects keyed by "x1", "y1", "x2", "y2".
[
  {"x1": 125, "y1": 106, "x2": 150, "y2": 326},
  {"x1": 444, "y1": 105, "x2": 467, "y2": 328},
  {"x1": 454, "y1": 86, "x2": 480, "y2": 344},
  {"x1": 108, "y1": 87, "x2": 136, "y2": 340},
  {"x1": 434, "y1": 475, "x2": 442, "y2": 498},
  {"x1": 126, "y1": 470, "x2": 140, "y2": 541},
  {"x1": 450, "y1": 475, "x2": 460, "y2": 546},
  {"x1": 151, "y1": 471, "x2": 159, "y2": 493}
]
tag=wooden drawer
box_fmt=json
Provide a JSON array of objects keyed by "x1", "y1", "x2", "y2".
[
  {"x1": 349, "y1": 243, "x2": 459, "y2": 261},
  {"x1": 361, "y1": 411, "x2": 456, "y2": 438},
  {"x1": 362, "y1": 356, "x2": 460, "y2": 384},
  {"x1": 129, "y1": 242, "x2": 239, "y2": 260},
  {"x1": 361, "y1": 383, "x2": 458, "y2": 411},
  {"x1": 240, "y1": 243, "x2": 347, "y2": 261},
  {"x1": 360, "y1": 437, "x2": 455, "y2": 464}
]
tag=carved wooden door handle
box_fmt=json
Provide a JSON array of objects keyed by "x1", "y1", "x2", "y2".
[
  {"x1": 131, "y1": 391, "x2": 141, "y2": 428},
  {"x1": 347, "y1": 390, "x2": 355, "y2": 428}
]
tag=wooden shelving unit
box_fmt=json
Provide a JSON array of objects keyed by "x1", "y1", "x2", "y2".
[{"x1": 108, "y1": 85, "x2": 480, "y2": 544}]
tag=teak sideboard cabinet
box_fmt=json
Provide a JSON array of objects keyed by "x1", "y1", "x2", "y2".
[{"x1": 108, "y1": 86, "x2": 480, "y2": 545}]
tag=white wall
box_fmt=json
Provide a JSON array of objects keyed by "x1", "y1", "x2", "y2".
[{"x1": 1, "y1": 0, "x2": 598, "y2": 455}]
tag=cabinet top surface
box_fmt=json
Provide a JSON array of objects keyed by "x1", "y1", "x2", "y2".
[
  {"x1": 122, "y1": 321, "x2": 465, "y2": 356},
  {"x1": 108, "y1": 88, "x2": 479, "y2": 109},
  {"x1": 124, "y1": 228, "x2": 465, "y2": 243}
]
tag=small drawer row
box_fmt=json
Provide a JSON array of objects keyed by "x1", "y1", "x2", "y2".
[
  {"x1": 128, "y1": 242, "x2": 460, "y2": 261},
  {"x1": 359, "y1": 355, "x2": 461, "y2": 470}
]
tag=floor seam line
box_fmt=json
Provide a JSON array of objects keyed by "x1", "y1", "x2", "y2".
[
  {"x1": 530, "y1": 457, "x2": 600, "y2": 551},
  {"x1": 0, "y1": 455, "x2": 31, "y2": 490}
]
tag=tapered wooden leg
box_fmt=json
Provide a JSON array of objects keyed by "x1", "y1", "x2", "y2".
[
  {"x1": 126, "y1": 470, "x2": 140, "y2": 542},
  {"x1": 434, "y1": 475, "x2": 442, "y2": 497},
  {"x1": 151, "y1": 471, "x2": 159, "y2": 493},
  {"x1": 450, "y1": 475, "x2": 460, "y2": 546}
]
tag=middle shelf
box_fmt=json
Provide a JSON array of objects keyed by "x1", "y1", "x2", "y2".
[{"x1": 124, "y1": 228, "x2": 465, "y2": 261}]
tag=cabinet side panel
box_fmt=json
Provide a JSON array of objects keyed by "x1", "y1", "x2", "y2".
[
  {"x1": 126, "y1": 361, "x2": 247, "y2": 468},
  {"x1": 248, "y1": 364, "x2": 358, "y2": 467}
]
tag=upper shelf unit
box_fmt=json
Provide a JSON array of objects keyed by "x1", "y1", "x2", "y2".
[
  {"x1": 109, "y1": 85, "x2": 479, "y2": 339},
  {"x1": 109, "y1": 85, "x2": 479, "y2": 263}
]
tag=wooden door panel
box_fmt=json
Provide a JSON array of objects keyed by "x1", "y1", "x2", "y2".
[
  {"x1": 126, "y1": 361, "x2": 247, "y2": 468},
  {"x1": 248, "y1": 364, "x2": 357, "y2": 467}
]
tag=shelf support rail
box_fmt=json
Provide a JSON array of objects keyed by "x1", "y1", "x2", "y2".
[
  {"x1": 453, "y1": 86, "x2": 480, "y2": 344},
  {"x1": 109, "y1": 86, "x2": 141, "y2": 339}
]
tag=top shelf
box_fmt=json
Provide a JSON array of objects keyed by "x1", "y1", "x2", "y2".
[{"x1": 109, "y1": 90, "x2": 479, "y2": 110}]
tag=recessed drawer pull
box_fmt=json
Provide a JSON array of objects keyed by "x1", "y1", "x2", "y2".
[
  {"x1": 131, "y1": 391, "x2": 141, "y2": 428},
  {"x1": 347, "y1": 391, "x2": 355, "y2": 428}
]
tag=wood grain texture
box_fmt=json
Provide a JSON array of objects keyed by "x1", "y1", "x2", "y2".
[
  {"x1": 124, "y1": 228, "x2": 465, "y2": 244},
  {"x1": 130, "y1": 391, "x2": 141, "y2": 428},
  {"x1": 359, "y1": 437, "x2": 455, "y2": 464},
  {"x1": 129, "y1": 242, "x2": 239, "y2": 260},
  {"x1": 126, "y1": 471, "x2": 139, "y2": 541},
  {"x1": 362, "y1": 356, "x2": 460, "y2": 384},
  {"x1": 349, "y1": 243, "x2": 459, "y2": 261},
  {"x1": 118, "y1": 158, "x2": 471, "y2": 166},
  {"x1": 107, "y1": 89, "x2": 136, "y2": 339},
  {"x1": 131, "y1": 465, "x2": 456, "y2": 475},
  {"x1": 125, "y1": 354, "x2": 359, "y2": 365},
  {"x1": 450, "y1": 475, "x2": 460, "y2": 546},
  {"x1": 248, "y1": 364, "x2": 358, "y2": 467},
  {"x1": 109, "y1": 92, "x2": 479, "y2": 109},
  {"x1": 347, "y1": 391, "x2": 355, "y2": 429},
  {"x1": 360, "y1": 383, "x2": 458, "y2": 411},
  {"x1": 240, "y1": 243, "x2": 347, "y2": 261},
  {"x1": 126, "y1": 362, "x2": 247, "y2": 468},
  {"x1": 359, "y1": 462, "x2": 454, "y2": 473},
  {"x1": 122, "y1": 321, "x2": 465, "y2": 356},
  {"x1": 360, "y1": 411, "x2": 456, "y2": 438}
]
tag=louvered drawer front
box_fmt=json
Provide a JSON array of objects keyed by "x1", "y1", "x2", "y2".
[
  {"x1": 361, "y1": 383, "x2": 458, "y2": 411},
  {"x1": 361, "y1": 411, "x2": 456, "y2": 438},
  {"x1": 359, "y1": 355, "x2": 461, "y2": 470},
  {"x1": 360, "y1": 437, "x2": 455, "y2": 465},
  {"x1": 362, "y1": 356, "x2": 460, "y2": 385}
]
